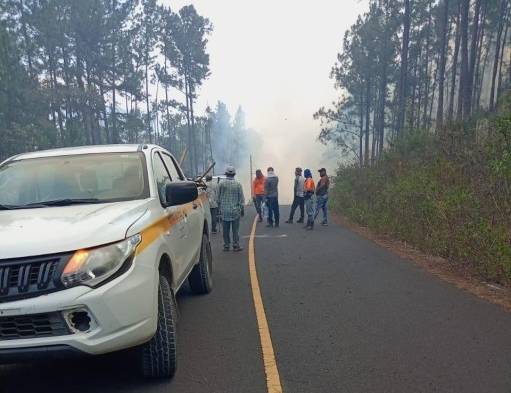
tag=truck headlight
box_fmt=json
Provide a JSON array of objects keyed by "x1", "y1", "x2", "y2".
[{"x1": 61, "y1": 234, "x2": 141, "y2": 288}]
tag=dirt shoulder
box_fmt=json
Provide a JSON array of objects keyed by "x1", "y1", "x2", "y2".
[{"x1": 332, "y1": 213, "x2": 511, "y2": 312}]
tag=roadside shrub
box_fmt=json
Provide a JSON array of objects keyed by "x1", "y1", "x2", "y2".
[{"x1": 332, "y1": 113, "x2": 511, "y2": 285}]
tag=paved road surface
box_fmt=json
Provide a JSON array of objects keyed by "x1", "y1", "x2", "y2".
[{"x1": 2, "y1": 207, "x2": 511, "y2": 393}]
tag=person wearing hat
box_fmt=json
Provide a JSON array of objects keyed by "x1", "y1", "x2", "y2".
[
  {"x1": 315, "y1": 168, "x2": 330, "y2": 226},
  {"x1": 285, "y1": 167, "x2": 305, "y2": 224},
  {"x1": 218, "y1": 165, "x2": 245, "y2": 251}
]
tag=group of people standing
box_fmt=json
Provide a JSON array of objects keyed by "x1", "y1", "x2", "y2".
[
  {"x1": 252, "y1": 166, "x2": 330, "y2": 230},
  {"x1": 205, "y1": 164, "x2": 331, "y2": 253},
  {"x1": 252, "y1": 167, "x2": 280, "y2": 227}
]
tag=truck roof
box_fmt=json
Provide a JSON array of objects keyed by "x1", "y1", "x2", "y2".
[{"x1": 10, "y1": 144, "x2": 158, "y2": 161}]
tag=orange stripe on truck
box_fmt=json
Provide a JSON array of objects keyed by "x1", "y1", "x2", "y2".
[{"x1": 135, "y1": 193, "x2": 207, "y2": 256}]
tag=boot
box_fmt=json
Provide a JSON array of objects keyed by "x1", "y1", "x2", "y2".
[{"x1": 296, "y1": 217, "x2": 304, "y2": 224}]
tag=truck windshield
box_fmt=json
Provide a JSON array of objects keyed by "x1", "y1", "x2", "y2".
[{"x1": 0, "y1": 152, "x2": 149, "y2": 208}]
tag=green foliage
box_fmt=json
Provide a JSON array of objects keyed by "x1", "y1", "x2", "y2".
[
  {"x1": 332, "y1": 112, "x2": 511, "y2": 284},
  {"x1": 0, "y1": 0, "x2": 225, "y2": 177}
]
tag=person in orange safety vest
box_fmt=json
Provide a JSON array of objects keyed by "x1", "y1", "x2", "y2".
[
  {"x1": 252, "y1": 169, "x2": 265, "y2": 222},
  {"x1": 303, "y1": 169, "x2": 316, "y2": 230}
]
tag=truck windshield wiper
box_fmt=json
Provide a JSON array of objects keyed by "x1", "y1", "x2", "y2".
[
  {"x1": 22, "y1": 198, "x2": 103, "y2": 208},
  {"x1": 0, "y1": 204, "x2": 15, "y2": 210}
]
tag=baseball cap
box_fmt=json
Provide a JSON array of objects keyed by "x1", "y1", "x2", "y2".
[{"x1": 225, "y1": 165, "x2": 236, "y2": 175}]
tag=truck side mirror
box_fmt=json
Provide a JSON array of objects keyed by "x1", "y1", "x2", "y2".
[{"x1": 164, "y1": 182, "x2": 198, "y2": 207}]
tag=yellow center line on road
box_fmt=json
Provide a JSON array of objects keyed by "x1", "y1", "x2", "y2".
[{"x1": 248, "y1": 215, "x2": 283, "y2": 393}]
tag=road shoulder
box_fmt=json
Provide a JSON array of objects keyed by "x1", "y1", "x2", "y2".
[{"x1": 332, "y1": 213, "x2": 511, "y2": 312}]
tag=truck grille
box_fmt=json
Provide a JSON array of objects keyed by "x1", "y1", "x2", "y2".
[
  {"x1": 0, "y1": 254, "x2": 71, "y2": 303},
  {"x1": 0, "y1": 312, "x2": 70, "y2": 340}
]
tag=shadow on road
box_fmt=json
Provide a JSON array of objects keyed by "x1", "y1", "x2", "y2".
[{"x1": 0, "y1": 287, "x2": 199, "y2": 393}]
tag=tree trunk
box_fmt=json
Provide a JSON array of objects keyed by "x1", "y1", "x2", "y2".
[
  {"x1": 477, "y1": 40, "x2": 490, "y2": 109},
  {"x1": 359, "y1": 93, "x2": 364, "y2": 167},
  {"x1": 422, "y1": 0, "x2": 433, "y2": 129},
  {"x1": 436, "y1": 0, "x2": 450, "y2": 130},
  {"x1": 378, "y1": 70, "x2": 387, "y2": 157},
  {"x1": 184, "y1": 72, "x2": 193, "y2": 174},
  {"x1": 190, "y1": 84, "x2": 198, "y2": 176},
  {"x1": 497, "y1": 9, "x2": 509, "y2": 100},
  {"x1": 457, "y1": 0, "x2": 470, "y2": 121},
  {"x1": 490, "y1": 0, "x2": 507, "y2": 111},
  {"x1": 17, "y1": 0, "x2": 33, "y2": 77},
  {"x1": 473, "y1": 3, "x2": 487, "y2": 112},
  {"x1": 466, "y1": 0, "x2": 481, "y2": 117},
  {"x1": 397, "y1": 0, "x2": 411, "y2": 136},
  {"x1": 145, "y1": 59, "x2": 151, "y2": 142},
  {"x1": 448, "y1": 7, "x2": 461, "y2": 121},
  {"x1": 365, "y1": 79, "x2": 371, "y2": 166},
  {"x1": 111, "y1": 0, "x2": 118, "y2": 143}
]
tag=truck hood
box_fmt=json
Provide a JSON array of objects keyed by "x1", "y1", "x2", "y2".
[{"x1": 0, "y1": 200, "x2": 150, "y2": 259}]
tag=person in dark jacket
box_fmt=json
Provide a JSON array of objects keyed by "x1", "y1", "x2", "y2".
[
  {"x1": 264, "y1": 167, "x2": 279, "y2": 227},
  {"x1": 314, "y1": 168, "x2": 330, "y2": 226}
]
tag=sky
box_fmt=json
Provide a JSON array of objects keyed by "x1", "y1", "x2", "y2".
[{"x1": 166, "y1": 0, "x2": 368, "y2": 202}]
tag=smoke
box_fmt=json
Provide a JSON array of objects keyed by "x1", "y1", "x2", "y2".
[{"x1": 236, "y1": 109, "x2": 340, "y2": 205}]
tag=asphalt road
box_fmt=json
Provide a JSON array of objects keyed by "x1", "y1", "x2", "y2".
[{"x1": 2, "y1": 206, "x2": 511, "y2": 393}]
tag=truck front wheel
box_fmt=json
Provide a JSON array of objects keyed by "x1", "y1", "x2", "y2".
[
  {"x1": 188, "y1": 233, "x2": 213, "y2": 294},
  {"x1": 141, "y1": 274, "x2": 177, "y2": 379}
]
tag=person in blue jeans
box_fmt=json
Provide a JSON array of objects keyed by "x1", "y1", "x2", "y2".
[
  {"x1": 218, "y1": 166, "x2": 245, "y2": 251},
  {"x1": 264, "y1": 167, "x2": 280, "y2": 227},
  {"x1": 314, "y1": 168, "x2": 330, "y2": 226},
  {"x1": 303, "y1": 169, "x2": 316, "y2": 230}
]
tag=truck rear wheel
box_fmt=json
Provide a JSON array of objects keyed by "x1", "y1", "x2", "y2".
[
  {"x1": 141, "y1": 274, "x2": 177, "y2": 379},
  {"x1": 188, "y1": 233, "x2": 213, "y2": 294}
]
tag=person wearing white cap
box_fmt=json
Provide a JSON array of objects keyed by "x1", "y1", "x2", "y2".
[{"x1": 218, "y1": 165, "x2": 245, "y2": 251}]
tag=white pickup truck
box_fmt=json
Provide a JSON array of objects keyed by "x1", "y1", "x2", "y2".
[{"x1": 0, "y1": 144, "x2": 213, "y2": 378}]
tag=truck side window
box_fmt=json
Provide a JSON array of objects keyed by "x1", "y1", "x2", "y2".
[
  {"x1": 161, "y1": 153, "x2": 184, "y2": 181},
  {"x1": 153, "y1": 153, "x2": 172, "y2": 204}
]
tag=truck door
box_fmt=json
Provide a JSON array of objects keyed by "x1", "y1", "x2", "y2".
[
  {"x1": 152, "y1": 152, "x2": 189, "y2": 281},
  {"x1": 160, "y1": 152, "x2": 203, "y2": 265}
]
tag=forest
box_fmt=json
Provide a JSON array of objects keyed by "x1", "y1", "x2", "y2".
[
  {"x1": 318, "y1": 0, "x2": 511, "y2": 283},
  {"x1": 0, "y1": 0, "x2": 248, "y2": 176}
]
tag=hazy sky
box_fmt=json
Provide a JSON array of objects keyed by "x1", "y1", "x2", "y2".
[{"x1": 167, "y1": 0, "x2": 368, "y2": 201}]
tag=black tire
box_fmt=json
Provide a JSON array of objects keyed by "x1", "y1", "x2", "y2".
[
  {"x1": 141, "y1": 275, "x2": 177, "y2": 379},
  {"x1": 188, "y1": 233, "x2": 213, "y2": 294}
]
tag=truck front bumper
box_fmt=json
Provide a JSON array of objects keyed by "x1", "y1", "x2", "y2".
[{"x1": 0, "y1": 257, "x2": 158, "y2": 359}]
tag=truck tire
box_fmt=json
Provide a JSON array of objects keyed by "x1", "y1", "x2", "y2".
[
  {"x1": 141, "y1": 275, "x2": 177, "y2": 379},
  {"x1": 188, "y1": 233, "x2": 213, "y2": 294}
]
